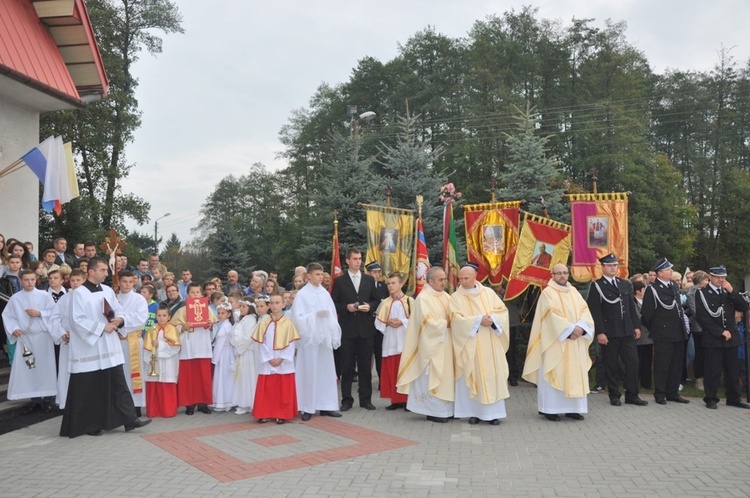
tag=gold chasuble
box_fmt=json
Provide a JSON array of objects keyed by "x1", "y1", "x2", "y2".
[
  {"x1": 522, "y1": 280, "x2": 594, "y2": 397},
  {"x1": 450, "y1": 284, "x2": 510, "y2": 404},
  {"x1": 252, "y1": 315, "x2": 300, "y2": 350},
  {"x1": 396, "y1": 285, "x2": 454, "y2": 401}
]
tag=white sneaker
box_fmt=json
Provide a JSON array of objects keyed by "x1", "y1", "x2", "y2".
[
  {"x1": 235, "y1": 408, "x2": 248, "y2": 415},
  {"x1": 678, "y1": 384, "x2": 684, "y2": 392},
  {"x1": 695, "y1": 378, "x2": 704, "y2": 391}
]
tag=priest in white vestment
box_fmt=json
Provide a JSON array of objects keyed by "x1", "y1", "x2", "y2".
[
  {"x1": 290, "y1": 263, "x2": 342, "y2": 420},
  {"x1": 396, "y1": 267, "x2": 455, "y2": 422},
  {"x1": 450, "y1": 264, "x2": 510, "y2": 426},
  {"x1": 522, "y1": 264, "x2": 594, "y2": 421},
  {"x1": 2, "y1": 270, "x2": 60, "y2": 411},
  {"x1": 116, "y1": 271, "x2": 149, "y2": 411}
]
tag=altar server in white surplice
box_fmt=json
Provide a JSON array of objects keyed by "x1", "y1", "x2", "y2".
[
  {"x1": 54, "y1": 268, "x2": 87, "y2": 409},
  {"x1": 2, "y1": 270, "x2": 60, "y2": 411},
  {"x1": 290, "y1": 263, "x2": 342, "y2": 421},
  {"x1": 116, "y1": 270, "x2": 149, "y2": 410}
]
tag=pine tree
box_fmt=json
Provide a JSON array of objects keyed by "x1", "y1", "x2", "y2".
[
  {"x1": 377, "y1": 113, "x2": 448, "y2": 264},
  {"x1": 297, "y1": 132, "x2": 385, "y2": 263},
  {"x1": 207, "y1": 223, "x2": 248, "y2": 279},
  {"x1": 498, "y1": 104, "x2": 567, "y2": 221}
]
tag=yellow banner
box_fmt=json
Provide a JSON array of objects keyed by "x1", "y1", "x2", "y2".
[{"x1": 366, "y1": 205, "x2": 415, "y2": 282}]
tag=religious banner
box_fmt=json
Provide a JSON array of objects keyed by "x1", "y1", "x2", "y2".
[
  {"x1": 186, "y1": 297, "x2": 210, "y2": 328},
  {"x1": 442, "y1": 203, "x2": 459, "y2": 293},
  {"x1": 409, "y1": 216, "x2": 430, "y2": 297},
  {"x1": 568, "y1": 192, "x2": 629, "y2": 282},
  {"x1": 329, "y1": 213, "x2": 343, "y2": 294},
  {"x1": 365, "y1": 204, "x2": 415, "y2": 285},
  {"x1": 505, "y1": 212, "x2": 571, "y2": 300},
  {"x1": 463, "y1": 201, "x2": 522, "y2": 285}
]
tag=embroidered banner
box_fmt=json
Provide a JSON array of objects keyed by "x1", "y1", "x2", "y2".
[
  {"x1": 505, "y1": 213, "x2": 571, "y2": 300},
  {"x1": 568, "y1": 193, "x2": 629, "y2": 282},
  {"x1": 463, "y1": 201, "x2": 521, "y2": 285},
  {"x1": 365, "y1": 204, "x2": 415, "y2": 285}
]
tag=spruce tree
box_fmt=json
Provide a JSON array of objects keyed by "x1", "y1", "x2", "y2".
[
  {"x1": 377, "y1": 113, "x2": 448, "y2": 264},
  {"x1": 498, "y1": 104, "x2": 568, "y2": 221}
]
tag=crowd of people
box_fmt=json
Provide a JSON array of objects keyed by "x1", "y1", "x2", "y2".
[{"x1": 1, "y1": 234, "x2": 749, "y2": 439}]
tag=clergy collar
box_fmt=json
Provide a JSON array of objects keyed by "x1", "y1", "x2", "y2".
[{"x1": 83, "y1": 280, "x2": 103, "y2": 293}]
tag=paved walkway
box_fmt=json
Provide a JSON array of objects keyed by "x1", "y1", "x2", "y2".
[{"x1": 2, "y1": 384, "x2": 749, "y2": 497}]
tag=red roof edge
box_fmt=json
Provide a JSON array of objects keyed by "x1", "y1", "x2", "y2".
[
  {"x1": 74, "y1": 0, "x2": 109, "y2": 95},
  {"x1": 0, "y1": 62, "x2": 84, "y2": 108}
]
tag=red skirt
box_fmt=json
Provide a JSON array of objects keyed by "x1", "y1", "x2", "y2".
[
  {"x1": 252, "y1": 373, "x2": 297, "y2": 420},
  {"x1": 380, "y1": 354, "x2": 407, "y2": 403},
  {"x1": 177, "y1": 358, "x2": 213, "y2": 406},
  {"x1": 146, "y1": 382, "x2": 178, "y2": 418}
]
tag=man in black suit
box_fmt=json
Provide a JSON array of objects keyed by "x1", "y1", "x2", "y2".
[
  {"x1": 332, "y1": 248, "x2": 380, "y2": 411},
  {"x1": 366, "y1": 261, "x2": 389, "y2": 388},
  {"x1": 695, "y1": 265, "x2": 750, "y2": 409},
  {"x1": 52, "y1": 237, "x2": 74, "y2": 267},
  {"x1": 587, "y1": 253, "x2": 648, "y2": 407},
  {"x1": 641, "y1": 258, "x2": 690, "y2": 405}
]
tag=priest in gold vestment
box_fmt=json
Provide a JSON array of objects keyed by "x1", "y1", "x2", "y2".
[
  {"x1": 450, "y1": 264, "x2": 510, "y2": 425},
  {"x1": 522, "y1": 264, "x2": 594, "y2": 421}
]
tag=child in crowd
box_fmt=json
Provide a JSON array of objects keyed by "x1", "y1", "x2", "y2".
[
  {"x1": 230, "y1": 298, "x2": 259, "y2": 415},
  {"x1": 254, "y1": 295, "x2": 270, "y2": 317},
  {"x1": 211, "y1": 300, "x2": 236, "y2": 412},
  {"x1": 170, "y1": 282, "x2": 217, "y2": 415},
  {"x1": 140, "y1": 284, "x2": 158, "y2": 336},
  {"x1": 252, "y1": 294, "x2": 300, "y2": 424},
  {"x1": 144, "y1": 304, "x2": 181, "y2": 418},
  {"x1": 228, "y1": 290, "x2": 245, "y2": 322},
  {"x1": 209, "y1": 291, "x2": 225, "y2": 316},
  {"x1": 47, "y1": 270, "x2": 66, "y2": 303}
]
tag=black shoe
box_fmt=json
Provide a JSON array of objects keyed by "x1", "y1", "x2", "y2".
[
  {"x1": 135, "y1": 407, "x2": 142, "y2": 417},
  {"x1": 185, "y1": 406, "x2": 195, "y2": 415},
  {"x1": 625, "y1": 398, "x2": 648, "y2": 406},
  {"x1": 124, "y1": 418, "x2": 152, "y2": 432},
  {"x1": 666, "y1": 396, "x2": 690, "y2": 404},
  {"x1": 565, "y1": 413, "x2": 585, "y2": 421},
  {"x1": 590, "y1": 385, "x2": 604, "y2": 394},
  {"x1": 276, "y1": 419, "x2": 286, "y2": 425},
  {"x1": 509, "y1": 378, "x2": 518, "y2": 387},
  {"x1": 468, "y1": 417, "x2": 480, "y2": 425},
  {"x1": 655, "y1": 397, "x2": 667, "y2": 405},
  {"x1": 385, "y1": 403, "x2": 405, "y2": 411},
  {"x1": 426, "y1": 415, "x2": 449, "y2": 423},
  {"x1": 726, "y1": 401, "x2": 750, "y2": 409},
  {"x1": 706, "y1": 401, "x2": 718, "y2": 409},
  {"x1": 42, "y1": 403, "x2": 53, "y2": 413},
  {"x1": 198, "y1": 404, "x2": 212, "y2": 414},
  {"x1": 610, "y1": 398, "x2": 622, "y2": 406},
  {"x1": 22, "y1": 403, "x2": 41, "y2": 415},
  {"x1": 488, "y1": 419, "x2": 500, "y2": 426},
  {"x1": 543, "y1": 413, "x2": 560, "y2": 421},
  {"x1": 361, "y1": 402, "x2": 376, "y2": 410},
  {"x1": 301, "y1": 412, "x2": 312, "y2": 421},
  {"x1": 352, "y1": 374, "x2": 359, "y2": 383},
  {"x1": 258, "y1": 418, "x2": 270, "y2": 423},
  {"x1": 320, "y1": 410, "x2": 342, "y2": 418},
  {"x1": 87, "y1": 430, "x2": 104, "y2": 436}
]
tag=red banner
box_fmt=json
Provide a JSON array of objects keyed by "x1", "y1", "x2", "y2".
[{"x1": 412, "y1": 217, "x2": 429, "y2": 297}]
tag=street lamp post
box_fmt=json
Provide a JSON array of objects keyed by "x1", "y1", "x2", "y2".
[{"x1": 154, "y1": 212, "x2": 171, "y2": 253}]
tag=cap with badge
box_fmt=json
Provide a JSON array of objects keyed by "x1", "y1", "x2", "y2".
[
  {"x1": 365, "y1": 261, "x2": 382, "y2": 272},
  {"x1": 708, "y1": 265, "x2": 727, "y2": 277},
  {"x1": 651, "y1": 257, "x2": 673, "y2": 272},
  {"x1": 599, "y1": 253, "x2": 618, "y2": 265}
]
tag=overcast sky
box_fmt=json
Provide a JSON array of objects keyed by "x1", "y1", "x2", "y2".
[{"x1": 121, "y1": 0, "x2": 750, "y2": 247}]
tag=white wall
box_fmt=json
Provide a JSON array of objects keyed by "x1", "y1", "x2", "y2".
[{"x1": 0, "y1": 98, "x2": 40, "y2": 250}]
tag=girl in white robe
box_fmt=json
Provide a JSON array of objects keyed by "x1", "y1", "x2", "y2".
[
  {"x1": 211, "y1": 302, "x2": 236, "y2": 411},
  {"x1": 230, "y1": 299, "x2": 259, "y2": 415}
]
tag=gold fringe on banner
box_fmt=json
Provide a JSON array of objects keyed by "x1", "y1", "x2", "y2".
[
  {"x1": 463, "y1": 200, "x2": 522, "y2": 212},
  {"x1": 521, "y1": 211, "x2": 571, "y2": 232},
  {"x1": 565, "y1": 192, "x2": 629, "y2": 202},
  {"x1": 358, "y1": 202, "x2": 415, "y2": 215}
]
